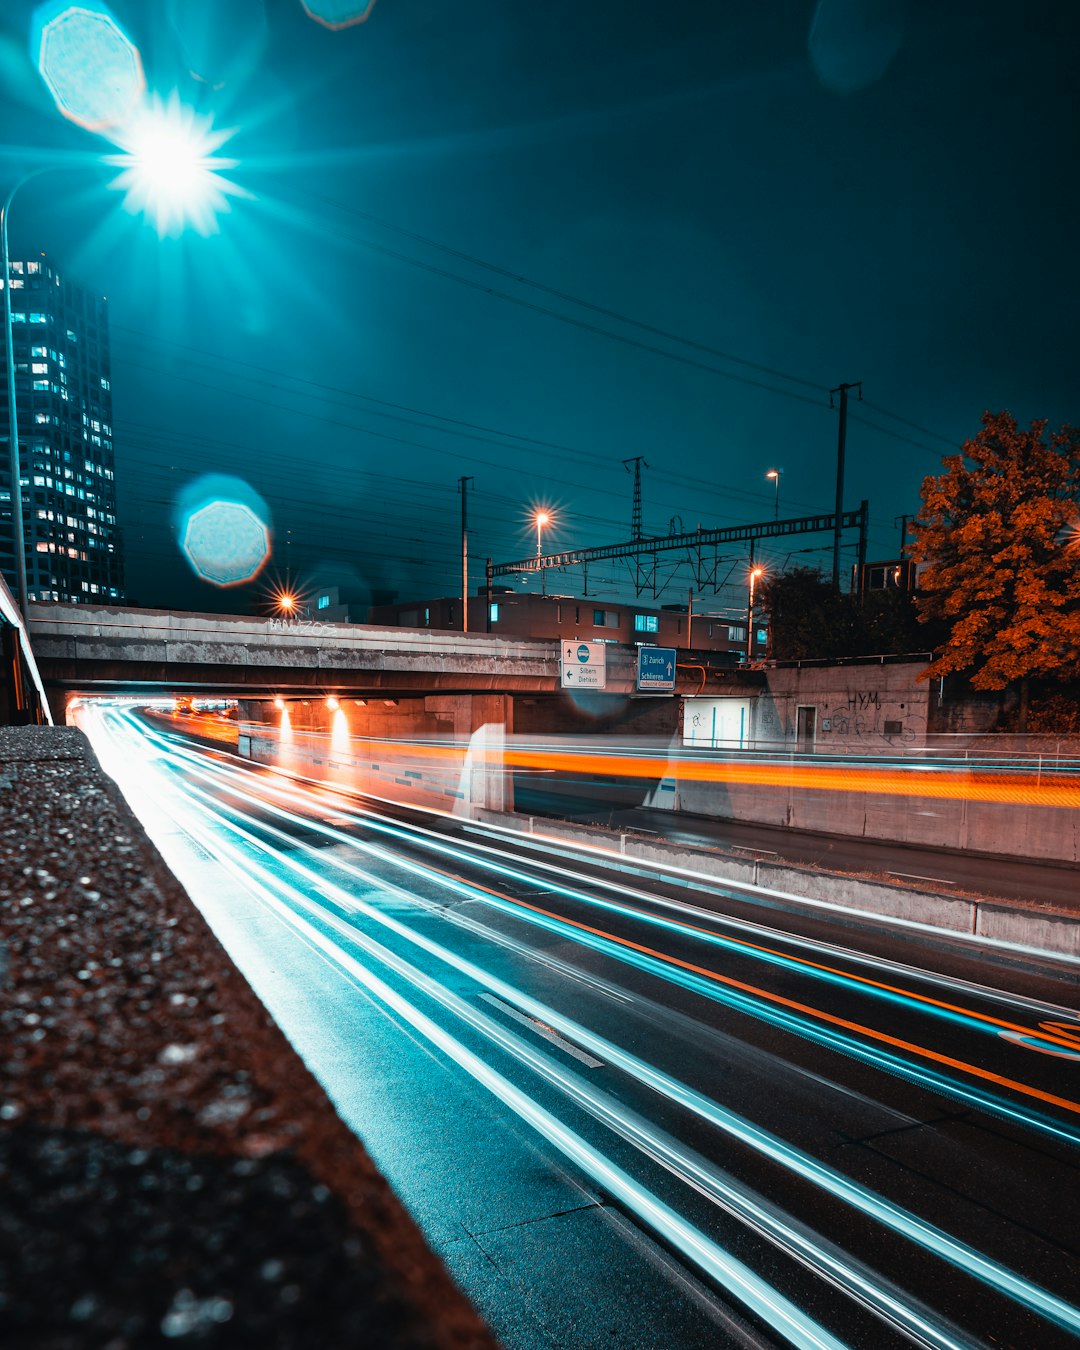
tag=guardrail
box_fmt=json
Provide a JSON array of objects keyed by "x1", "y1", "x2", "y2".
[{"x1": 0, "y1": 574, "x2": 52, "y2": 725}]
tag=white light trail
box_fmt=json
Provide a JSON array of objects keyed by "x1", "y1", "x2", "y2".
[{"x1": 83, "y1": 709, "x2": 1080, "y2": 1343}]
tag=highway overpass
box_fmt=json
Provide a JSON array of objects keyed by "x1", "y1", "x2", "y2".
[{"x1": 27, "y1": 602, "x2": 647, "y2": 704}]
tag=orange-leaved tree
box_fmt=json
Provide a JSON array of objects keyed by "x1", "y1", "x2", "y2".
[{"x1": 909, "y1": 411, "x2": 1080, "y2": 727}]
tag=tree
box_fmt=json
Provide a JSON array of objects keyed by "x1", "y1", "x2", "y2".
[
  {"x1": 910, "y1": 411, "x2": 1080, "y2": 727},
  {"x1": 759, "y1": 566, "x2": 931, "y2": 661}
]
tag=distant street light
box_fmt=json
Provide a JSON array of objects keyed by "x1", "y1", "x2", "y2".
[
  {"x1": 534, "y1": 509, "x2": 552, "y2": 596},
  {"x1": 766, "y1": 469, "x2": 781, "y2": 521},
  {"x1": 746, "y1": 565, "x2": 764, "y2": 664},
  {"x1": 535, "y1": 509, "x2": 551, "y2": 557}
]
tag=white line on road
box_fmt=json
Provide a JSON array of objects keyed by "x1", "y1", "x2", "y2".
[
  {"x1": 887, "y1": 872, "x2": 955, "y2": 886},
  {"x1": 479, "y1": 992, "x2": 605, "y2": 1067}
]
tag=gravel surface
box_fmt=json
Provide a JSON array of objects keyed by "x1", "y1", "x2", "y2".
[{"x1": 0, "y1": 726, "x2": 499, "y2": 1349}]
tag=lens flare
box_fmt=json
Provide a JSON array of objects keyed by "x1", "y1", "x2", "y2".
[
  {"x1": 107, "y1": 92, "x2": 243, "y2": 237},
  {"x1": 175, "y1": 474, "x2": 271, "y2": 587},
  {"x1": 300, "y1": 0, "x2": 377, "y2": 31},
  {"x1": 34, "y1": 2, "x2": 145, "y2": 131}
]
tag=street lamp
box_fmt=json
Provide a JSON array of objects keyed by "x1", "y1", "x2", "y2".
[
  {"x1": 2, "y1": 103, "x2": 238, "y2": 616},
  {"x1": 534, "y1": 509, "x2": 551, "y2": 596},
  {"x1": 766, "y1": 469, "x2": 781, "y2": 521},
  {"x1": 746, "y1": 565, "x2": 764, "y2": 664},
  {"x1": 535, "y1": 510, "x2": 550, "y2": 557},
  {"x1": 0, "y1": 174, "x2": 43, "y2": 615}
]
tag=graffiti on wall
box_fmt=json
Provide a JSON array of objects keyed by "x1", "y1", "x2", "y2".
[{"x1": 818, "y1": 688, "x2": 916, "y2": 744}]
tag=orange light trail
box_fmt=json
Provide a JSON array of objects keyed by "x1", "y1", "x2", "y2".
[
  {"x1": 238, "y1": 723, "x2": 1080, "y2": 810},
  {"x1": 419, "y1": 869, "x2": 1080, "y2": 1121}
]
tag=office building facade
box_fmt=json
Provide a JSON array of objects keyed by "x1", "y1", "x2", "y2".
[{"x1": 1, "y1": 254, "x2": 124, "y2": 603}]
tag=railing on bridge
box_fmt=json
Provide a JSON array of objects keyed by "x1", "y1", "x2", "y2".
[{"x1": 0, "y1": 575, "x2": 52, "y2": 725}]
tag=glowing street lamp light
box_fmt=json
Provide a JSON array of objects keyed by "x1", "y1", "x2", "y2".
[
  {"x1": 746, "y1": 565, "x2": 765, "y2": 664},
  {"x1": 766, "y1": 469, "x2": 781, "y2": 521},
  {"x1": 3, "y1": 93, "x2": 238, "y2": 614},
  {"x1": 106, "y1": 93, "x2": 241, "y2": 238},
  {"x1": 534, "y1": 510, "x2": 551, "y2": 557},
  {"x1": 533, "y1": 509, "x2": 553, "y2": 596}
]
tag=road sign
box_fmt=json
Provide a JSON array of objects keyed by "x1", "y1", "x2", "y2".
[
  {"x1": 561, "y1": 640, "x2": 607, "y2": 689},
  {"x1": 636, "y1": 645, "x2": 676, "y2": 692}
]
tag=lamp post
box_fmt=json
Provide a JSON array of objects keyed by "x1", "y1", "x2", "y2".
[
  {"x1": 534, "y1": 509, "x2": 550, "y2": 596},
  {"x1": 2, "y1": 104, "x2": 237, "y2": 616},
  {"x1": 2, "y1": 171, "x2": 53, "y2": 617},
  {"x1": 766, "y1": 469, "x2": 781, "y2": 522},
  {"x1": 746, "y1": 566, "x2": 764, "y2": 664}
]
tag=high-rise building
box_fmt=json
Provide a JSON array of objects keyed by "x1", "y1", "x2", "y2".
[{"x1": 1, "y1": 254, "x2": 124, "y2": 604}]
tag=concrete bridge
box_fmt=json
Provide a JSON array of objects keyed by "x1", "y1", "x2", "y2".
[
  {"x1": 25, "y1": 602, "x2": 571, "y2": 699},
  {"x1": 26, "y1": 602, "x2": 644, "y2": 709}
]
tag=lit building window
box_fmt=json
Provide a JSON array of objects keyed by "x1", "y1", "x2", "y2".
[
  {"x1": 634, "y1": 614, "x2": 659, "y2": 633},
  {"x1": 489, "y1": 602, "x2": 499, "y2": 623},
  {"x1": 727, "y1": 625, "x2": 746, "y2": 642},
  {"x1": 317, "y1": 594, "x2": 330, "y2": 610}
]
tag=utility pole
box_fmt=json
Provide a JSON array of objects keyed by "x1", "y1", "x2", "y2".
[
  {"x1": 895, "y1": 513, "x2": 911, "y2": 557},
  {"x1": 623, "y1": 456, "x2": 648, "y2": 541},
  {"x1": 458, "y1": 476, "x2": 473, "y2": 632},
  {"x1": 830, "y1": 381, "x2": 861, "y2": 589}
]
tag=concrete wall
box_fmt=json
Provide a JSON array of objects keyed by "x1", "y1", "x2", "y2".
[
  {"x1": 671, "y1": 754, "x2": 1080, "y2": 863},
  {"x1": 738, "y1": 658, "x2": 932, "y2": 753},
  {"x1": 237, "y1": 694, "x2": 514, "y2": 813},
  {"x1": 670, "y1": 661, "x2": 1080, "y2": 862}
]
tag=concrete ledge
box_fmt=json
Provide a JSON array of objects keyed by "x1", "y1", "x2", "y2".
[
  {"x1": 0, "y1": 726, "x2": 497, "y2": 1348},
  {"x1": 976, "y1": 903, "x2": 1080, "y2": 958},
  {"x1": 470, "y1": 809, "x2": 1077, "y2": 962}
]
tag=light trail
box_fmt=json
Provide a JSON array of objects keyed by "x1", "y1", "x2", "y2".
[
  {"x1": 111, "y1": 755, "x2": 986, "y2": 1348},
  {"x1": 147, "y1": 752, "x2": 1080, "y2": 1339},
  {"x1": 238, "y1": 717, "x2": 1080, "y2": 809},
  {"x1": 113, "y1": 712, "x2": 1080, "y2": 1142},
  {"x1": 108, "y1": 744, "x2": 854, "y2": 1350},
  {"x1": 85, "y1": 708, "x2": 1080, "y2": 1344}
]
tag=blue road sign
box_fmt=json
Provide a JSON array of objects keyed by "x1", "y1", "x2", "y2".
[{"x1": 636, "y1": 645, "x2": 676, "y2": 692}]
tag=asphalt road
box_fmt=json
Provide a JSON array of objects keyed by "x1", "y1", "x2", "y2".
[{"x1": 84, "y1": 709, "x2": 1080, "y2": 1350}]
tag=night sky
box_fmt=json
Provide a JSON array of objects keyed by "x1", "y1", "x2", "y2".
[{"x1": 2, "y1": 0, "x2": 1077, "y2": 617}]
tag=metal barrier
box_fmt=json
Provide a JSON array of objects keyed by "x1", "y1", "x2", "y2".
[{"x1": 0, "y1": 574, "x2": 52, "y2": 725}]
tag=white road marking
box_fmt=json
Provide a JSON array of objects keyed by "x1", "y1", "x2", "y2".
[
  {"x1": 887, "y1": 872, "x2": 955, "y2": 886},
  {"x1": 479, "y1": 992, "x2": 605, "y2": 1067}
]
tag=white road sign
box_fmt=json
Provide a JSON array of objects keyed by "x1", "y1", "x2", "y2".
[{"x1": 560, "y1": 640, "x2": 607, "y2": 688}]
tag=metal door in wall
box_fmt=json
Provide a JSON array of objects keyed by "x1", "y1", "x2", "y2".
[{"x1": 796, "y1": 705, "x2": 816, "y2": 754}]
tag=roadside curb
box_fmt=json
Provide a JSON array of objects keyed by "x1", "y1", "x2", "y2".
[{"x1": 468, "y1": 809, "x2": 1080, "y2": 962}]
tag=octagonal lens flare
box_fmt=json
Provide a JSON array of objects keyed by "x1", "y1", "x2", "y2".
[
  {"x1": 300, "y1": 0, "x2": 377, "y2": 31},
  {"x1": 34, "y1": 2, "x2": 145, "y2": 131},
  {"x1": 176, "y1": 475, "x2": 271, "y2": 587}
]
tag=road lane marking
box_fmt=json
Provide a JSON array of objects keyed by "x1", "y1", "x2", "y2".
[
  {"x1": 479, "y1": 993, "x2": 605, "y2": 1067},
  {"x1": 456, "y1": 883, "x2": 1080, "y2": 1121},
  {"x1": 887, "y1": 872, "x2": 956, "y2": 886}
]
